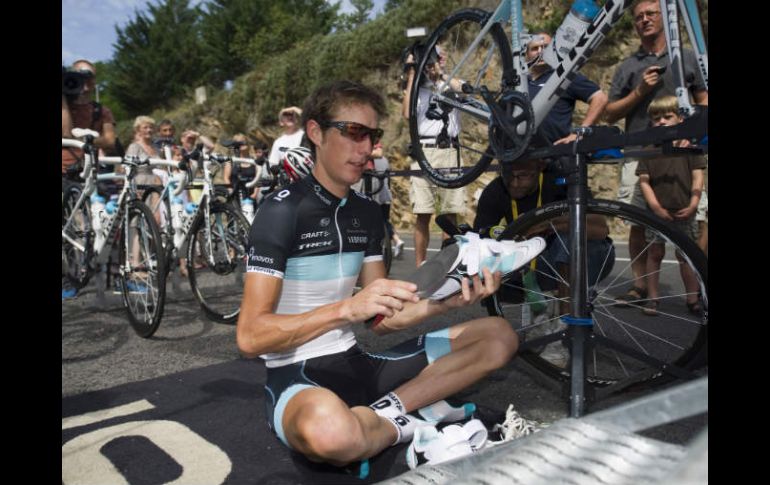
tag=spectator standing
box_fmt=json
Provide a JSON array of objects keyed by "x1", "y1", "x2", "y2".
[
  {"x1": 525, "y1": 32, "x2": 607, "y2": 147},
  {"x1": 351, "y1": 142, "x2": 406, "y2": 258},
  {"x1": 604, "y1": 0, "x2": 708, "y2": 305},
  {"x1": 268, "y1": 106, "x2": 305, "y2": 169},
  {"x1": 402, "y1": 47, "x2": 466, "y2": 267},
  {"x1": 62, "y1": 59, "x2": 117, "y2": 300},
  {"x1": 636, "y1": 96, "x2": 705, "y2": 316}
]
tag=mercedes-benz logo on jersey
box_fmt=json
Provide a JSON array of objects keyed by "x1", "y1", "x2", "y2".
[
  {"x1": 352, "y1": 218, "x2": 360, "y2": 228},
  {"x1": 314, "y1": 185, "x2": 321, "y2": 192},
  {"x1": 320, "y1": 217, "x2": 330, "y2": 227}
]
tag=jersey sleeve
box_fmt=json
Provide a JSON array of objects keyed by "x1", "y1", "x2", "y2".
[{"x1": 246, "y1": 193, "x2": 297, "y2": 278}]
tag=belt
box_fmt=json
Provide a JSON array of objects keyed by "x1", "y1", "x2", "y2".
[{"x1": 420, "y1": 138, "x2": 459, "y2": 149}]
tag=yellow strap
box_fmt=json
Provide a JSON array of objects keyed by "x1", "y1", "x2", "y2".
[{"x1": 510, "y1": 173, "x2": 543, "y2": 271}]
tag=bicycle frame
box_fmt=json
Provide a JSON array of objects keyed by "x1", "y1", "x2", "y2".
[{"x1": 438, "y1": 0, "x2": 708, "y2": 129}]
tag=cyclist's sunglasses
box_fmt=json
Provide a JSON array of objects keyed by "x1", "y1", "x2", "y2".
[{"x1": 319, "y1": 121, "x2": 384, "y2": 145}]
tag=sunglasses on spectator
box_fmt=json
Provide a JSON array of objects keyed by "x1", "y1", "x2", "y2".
[{"x1": 319, "y1": 121, "x2": 384, "y2": 145}]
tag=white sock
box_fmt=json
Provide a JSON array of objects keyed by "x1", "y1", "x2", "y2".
[
  {"x1": 385, "y1": 414, "x2": 429, "y2": 445},
  {"x1": 417, "y1": 399, "x2": 476, "y2": 424},
  {"x1": 369, "y1": 392, "x2": 405, "y2": 419}
]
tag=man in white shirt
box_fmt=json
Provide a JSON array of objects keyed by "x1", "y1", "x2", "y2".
[{"x1": 268, "y1": 106, "x2": 306, "y2": 169}]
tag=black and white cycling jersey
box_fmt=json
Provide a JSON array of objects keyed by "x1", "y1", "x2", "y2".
[{"x1": 246, "y1": 173, "x2": 385, "y2": 367}]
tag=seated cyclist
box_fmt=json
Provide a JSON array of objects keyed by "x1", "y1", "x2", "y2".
[
  {"x1": 236, "y1": 80, "x2": 524, "y2": 471},
  {"x1": 473, "y1": 158, "x2": 615, "y2": 313}
]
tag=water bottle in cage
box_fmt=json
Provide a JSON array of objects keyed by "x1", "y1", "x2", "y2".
[
  {"x1": 541, "y1": 0, "x2": 600, "y2": 68},
  {"x1": 241, "y1": 198, "x2": 255, "y2": 223},
  {"x1": 90, "y1": 194, "x2": 106, "y2": 234},
  {"x1": 171, "y1": 197, "x2": 185, "y2": 230}
]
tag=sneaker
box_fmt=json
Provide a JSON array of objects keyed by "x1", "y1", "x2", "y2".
[
  {"x1": 406, "y1": 418, "x2": 488, "y2": 469},
  {"x1": 523, "y1": 314, "x2": 566, "y2": 353},
  {"x1": 485, "y1": 404, "x2": 544, "y2": 448},
  {"x1": 539, "y1": 342, "x2": 569, "y2": 368},
  {"x1": 393, "y1": 240, "x2": 405, "y2": 259},
  {"x1": 428, "y1": 233, "x2": 547, "y2": 300},
  {"x1": 416, "y1": 399, "x2": 476, "y2": 425},
  {"x1": 62, "y1": 287, "x2": 78, "y2": 300}
]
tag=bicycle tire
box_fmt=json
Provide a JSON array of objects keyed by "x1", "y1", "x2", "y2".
[
  {"x1": 408, "y1": 8, "x2": 513, "y2": 188},
  {"x1": 485, "y1": 199, "x2": 707, "y2": 393},
  {"x1": 62, "y1": 184, "x2": 93, "y2": 289},
  {"x1": 186, "y1": 201, "x2": 250, "y2": 324},
  {"x1": 118, "y1": 199, "x2": 167, "y2": 338}
]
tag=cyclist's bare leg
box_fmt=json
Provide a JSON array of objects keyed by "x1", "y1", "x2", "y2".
[
  {"x1": 282, "y1": 387, "x2": 398, "y2": 466},
  {"x1": 391, "y1": 316, "x2": 518, "y2": 413}
]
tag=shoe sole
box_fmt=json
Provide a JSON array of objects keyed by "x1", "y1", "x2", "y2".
[{"x1": 404, "y1": 243, "x2": 461, "y2": 298}]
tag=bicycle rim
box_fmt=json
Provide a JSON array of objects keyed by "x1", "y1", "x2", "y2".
[
  {"x1": 486, "y1": 199, "x2": 707, "y2": 393},
  {"x1": 187, "y1": 202, "x2": 250, "y2": 323},
  {"x1": 409, "y1": 8, "x2": 512, "y2": 188},
  {"x1": 119, "y1": 200, "x2": 166, "y2": 338}
]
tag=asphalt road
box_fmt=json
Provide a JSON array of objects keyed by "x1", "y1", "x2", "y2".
[{"x1": 62, "y1": 232, "x2": 707, "y2": 445}]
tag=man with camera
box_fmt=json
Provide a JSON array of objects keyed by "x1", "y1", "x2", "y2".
[
  {"x1": 62, "y1": 60, "x2": 116, "y2": 176},
  {"x1": 61, "y1": 59, "x2": 116, "y2": 300},
  {"x1": 402, "y1": 46, "x2": 467, "y2": 268}
]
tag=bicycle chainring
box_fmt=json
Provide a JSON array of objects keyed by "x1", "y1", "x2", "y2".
[{"x1": 488, "y1": 90, "x2": 534, "y2": 163}]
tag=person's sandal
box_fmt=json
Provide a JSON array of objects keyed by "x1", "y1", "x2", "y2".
[
  {"x1": 615, "y1": 286, "x2": 648, "y2": 307},
  {"x1": 642, "y1": 300, "x2": 659, "y2": 316}
]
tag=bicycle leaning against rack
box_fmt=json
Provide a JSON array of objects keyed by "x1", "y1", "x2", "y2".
[
  {"x1": 408, "y1": 0, "x2": 708, "y2": 416},
  {"x1": 141, "y1": 145, "x2": 251, "y2": 324},
  {"x1": 62, "y1": 129, "x2": 167, "y2": 338}
]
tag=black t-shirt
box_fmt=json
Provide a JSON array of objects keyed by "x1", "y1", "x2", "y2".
[
  {"x1": 528, "y1": 69, "x2": 601, "y2": 147},
  {"x1": 473, "y1": 172, "x2": 568, "y2": 232}
]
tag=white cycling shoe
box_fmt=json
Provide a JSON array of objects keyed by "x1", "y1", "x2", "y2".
[
  {"x1": 427, "y1": 233, "x2": 547, "y2": 300},
  {"x1": 405, "y1": 418, "x2": 488, "y2": 469}
]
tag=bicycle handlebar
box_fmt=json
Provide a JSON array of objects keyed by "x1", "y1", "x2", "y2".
[{"x1": 231, "y1": 156, "x2": 262, "y2": 189}]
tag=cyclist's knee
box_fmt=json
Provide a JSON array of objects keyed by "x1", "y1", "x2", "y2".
[
  {"x1": 477, "y1": 317, "x2": 519, "y2": 365},
  {"x1": 291, "y1": 396, "x2": 363, "y2": 463}
]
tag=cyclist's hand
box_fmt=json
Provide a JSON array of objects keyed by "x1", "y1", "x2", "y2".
[
  {"x1": 344, "y1": 279, "x2": 419, "y2": 323},
  {"x1": 637, "y1": 66, "x2": 663, "y2": 96},
  {"x1": 442, "y1": 268, "x2": 501, "y2": 309}
]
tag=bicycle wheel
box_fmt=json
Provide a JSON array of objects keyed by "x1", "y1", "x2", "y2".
[
  {"x1": 118, "y1": 200, "x2": 167, "y2": 338},
  {"x1": 186, "y1": 201, "x2": 250, "y2": 323},
  {"x1": 409, "y1": 8, "x2": 513, "y2": 188},
  {"x1": 62, "y1": 184, "x2": 93, "y2": 289},
  {"x1": 485, "y1": 199, "x2": 707, "y2": 393}
]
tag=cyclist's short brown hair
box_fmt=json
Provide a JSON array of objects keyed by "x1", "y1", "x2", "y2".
[{"x1": 301, "y1": 80, "x2": 387, "y2": 155}]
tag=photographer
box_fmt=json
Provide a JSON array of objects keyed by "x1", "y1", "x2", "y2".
[
  {"x1": 401, "y1": 46, "x2": 466, "y2": 268},
  {"x1": 61, "y1": 59, "x2": 116, "y2": 177},
  {"x1": 61, "y1": 59, "x2": 117, "y2": 300}
]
